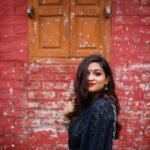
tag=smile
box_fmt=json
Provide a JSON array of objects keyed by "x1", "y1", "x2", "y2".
[{"x1": 88, "y1": 83, "x2": 96, "y2": 87}]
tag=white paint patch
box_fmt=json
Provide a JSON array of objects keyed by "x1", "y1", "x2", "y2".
[
  {"x1": 9, "y1": 88, "x2": 13, "y2": 95},
  {"x1": 12, "y1": 68, "x2": 15, "y2": 73},
  {"x1": 70, "y1": 12, "x2": 75, "y2": 19},
  {"x1": 129, "y1": 63, "x2": 150, "y2": 71},
  {"x1": 11, "y1": 126, "x2": 15, "y2": 129},
  {"x1": 11, "y1": 144, "x2": 15, "y2": 148},
  {"x1": 140, "y1": 83, "x2": 150, "y2": 91},
  {"x1": 64, "y1": 17, "x2": 68, "y2": 26},
  {"x1": 27, "y1": 102, "x2": 40, "y2": 108},
  {"x1": 3, "y1": 112, "x2": 7, "y2": 116},
  {"x1": 33, "y1": 126, "x2": 57, "y2": 138},
  {"x1": 20, "y1": 49, "x2": 24, "y2": 53}
]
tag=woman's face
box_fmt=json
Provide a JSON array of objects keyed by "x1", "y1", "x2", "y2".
[{"x1": 87, "y1": 62, "x2": 109, "y2": 93}]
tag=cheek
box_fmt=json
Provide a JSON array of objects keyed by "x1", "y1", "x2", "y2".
[{"x1": 96, "y1": 76, "x2": 107, "y2": 84}]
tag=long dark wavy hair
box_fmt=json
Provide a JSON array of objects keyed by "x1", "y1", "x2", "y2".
[{"x1": 69, "y1": 54, "x2": 122, "y2": 139}]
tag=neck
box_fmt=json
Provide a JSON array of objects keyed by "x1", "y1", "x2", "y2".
[{"x1": 89, "y1": 92, "x2": 99, "y2": 101}]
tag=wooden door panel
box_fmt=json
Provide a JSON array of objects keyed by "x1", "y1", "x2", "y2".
[
  {"x1": 29, "y1": 0, "x2": 69, "y2": 58},
  {"x1": 76, "y1": 0, "x2": 99, "y2": 5},
  {"x1": 76, "y1": 17, "x2": 100, "y2": 47},
  {"x1": 70, "y1": 0, "x2": 108, "y2": 57},
  {"x1": 40, "y1": 0, "x2": 61, "y2": 5},
  {"x1": 40, "y1": 17, "x2": 62, "y2": 48}
]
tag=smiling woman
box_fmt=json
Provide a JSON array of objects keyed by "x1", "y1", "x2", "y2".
[
  {"x1": 63, "y1": 54, "x2": 122, "y2": 150},
  {"x1": 87, "y1": 62, "x2": 109, "y2": 93}
]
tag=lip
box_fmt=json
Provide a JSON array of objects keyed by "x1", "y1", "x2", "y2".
[{"x1": 88, "y1": 83, "x2": 96, "y2": 87}]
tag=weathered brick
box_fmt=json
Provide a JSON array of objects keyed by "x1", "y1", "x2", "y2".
[
  {"x1": 143, "y1": 138, "x2": 150, "y2": 145},
  {"x1": 0, "y1": 61, "x2": 15, "y2": 69},
  {"x1": 138, "y1": 145, "x2": 150, "y2": 150},
  {"x1": 13, "y1": 90, "x2": 27, "y2": 100},
  {"x1": 141, "y1": 26, "x2": 150, "y2": 34},
  {"x1": 42, "y1": 81, "x2": 69, "y2": 90},
  {"x1": 14, "y1": 0, "x2": 26, "y2": 5},
  {"x1": 29, "y1": 64, "x2": 69, "y2": 74},
  {"x1": 3, "y1": 124, "x2": 15, "y2": 135},
  {"x1": 143, "y1": 91, "x2": 150, "y2": 100},
  {"x1": 111, "y1": 24, "x2": 125, "y2": 34},
  {"x1": 68, "y1": 64, "x2": 78, "y2": 73},
  {"x1": 139, "y1": 6, "x2": 150, "y2": 15},
  {"x1": 26, "y1": 101, "x2": 40, "y2": 108},
  {"x1": 141, "y1": 17, "x2": 150, "y2": 25},
  {"x1": 14, "y1": 118, "x2": 25, "y2": 127},
  {"x1": 27, "y1": 81, "x2": 41, "y2": 90},
  {"x1": 28, "y1": 73, "x2": 74, "y2": 82},
  {"x1": 113, "y1": 16, "x2": 141, "y2": 25},
  {"x1": 15, "y1": 5, "x2": 26, "y2": 15},
  {"x1": 141, "y1": 0, "x2": 150, "y2": 5},
  {"x1": 0, "y1": 6, "x2": 14, "y2": 15},
  {"x1": 1, "y1": 52, "x2": 27, "y2": 61},
  {"x1": 28, "y1": 90, "x2": 56, "y2": 100},
  {"x1": 141, "y1": 73, "x2": 150, "y2": 81},
  {"x1": 142, "y1": 33, "x2": 150, "y2": 44},
  {"x1": 14, "y1": 25, "x2": 27, "y2": 33},
  {"x1": 112, "y1": 6, "x2": 144, "y2": 16},
  {"x1": 0, "y1": 16, "x2": 27, "y2": 25},
  {"x1": 14, "y1": 127, "x2": 30, "y2": 136},
  {"x1": 40, "y1": 100, "x2": 66, "y2": 109},
  {"x1": 14, "y1": 99, "x2": 27, "y2": 108},
  {"x1": 0, "y1": 127, "x2": 3, "y2": 136},
  {"x1": 0, "y1": 80, "x2": 14, "y2": 89},
  {"x1": 28, "y1": 145, "x2": 54, "y2": 149},
  {"x1": 2, "y1": 135, "x2": 15, "y2": 146},
  {"x1": 0, "y1": 89, "x2": 13, "y2": 99},
  {"x1": 0, "y1": 40, "x2": 15, "y2": 52},
  {"x1": 14, "y1": 135, "x2": 29, "y2": 145},
  {"x1": 2, "y1": 108, "x2": 27, "y2": 118},
  {"x1": 14, "y1": 81, "x2": 26, "y2": 89},
  {"x1": 0, "y1": 25, "x2": 14, "y2": 34},
  {"x1": 12, "y1": 145, "x2": 28, "y2": 150},
  {"x1": 112, "y1": 0, "x2": 140, "y2": 5},
  {"x1": 28, "y1": 109, "x2": 58, "y2": 119},
  {"x1": 0, "y1": 0, "x2": 14, "y2": 6},
  {"x1": 56, "y1": 144, "x2": 68, "y2": 150},
  {"x1": 0, "y1": 99, "x2": 14, "y2": 108}
]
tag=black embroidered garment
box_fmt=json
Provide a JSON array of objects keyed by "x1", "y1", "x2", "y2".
[{"x1": 68, "y1": 98, "x2": 116, "y2": 150}]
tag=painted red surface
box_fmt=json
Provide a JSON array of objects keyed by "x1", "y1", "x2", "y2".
[{"x1": 0, "y1": 0, "x2": 150, "y2": 149}]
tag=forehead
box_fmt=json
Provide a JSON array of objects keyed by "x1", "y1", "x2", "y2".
[{"x1": 88, "y1": 62, "x2": 103, "y2": 70}]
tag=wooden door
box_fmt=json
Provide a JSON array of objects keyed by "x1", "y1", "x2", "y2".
[
  {"x1": 28, "y1": 0, "x2": 110, "y2": 59},
  {"x1": 70, "y1": 0, "x2": 109, "y2": 57},
  {"x1": 28, "y1": 0, "x2": 70, "y2": 58}
]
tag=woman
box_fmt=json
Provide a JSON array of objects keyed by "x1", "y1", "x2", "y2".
[{"x1": 63, "y1": 55, "x2": 121, "y2": 150}]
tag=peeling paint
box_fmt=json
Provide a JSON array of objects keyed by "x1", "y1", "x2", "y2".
[
  {"x1": 9, "y1": 88, "x2": 13, "y2": 95},
  {"x1": 129, "y1": 63, "x2": 150, "y2": 71},
  {"x1": 140, "y1": 83, "x2": 150, "y2": 91},
  {"x1": 33, "y1": 127, "x2": 57, "y2": 134},
  {"x1": 70, "y1": 12, "x2": 75, "y2": 19}
]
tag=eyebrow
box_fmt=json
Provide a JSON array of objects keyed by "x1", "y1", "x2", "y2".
[{"x1": 88, "y1": 69, "x2": 103, "y2": 72}]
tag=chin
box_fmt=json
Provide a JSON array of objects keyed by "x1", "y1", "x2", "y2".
[{"x1": 88, "y1": 90, "x2": 97, "y2": 93}]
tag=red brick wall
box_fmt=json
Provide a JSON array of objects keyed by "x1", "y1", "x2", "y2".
[
  {"x1": 0, "y1": 0, "x2": 149, "y2": 149},
  {"x1": 111, "y1": 0, "x2": 150, "y2": 149}
]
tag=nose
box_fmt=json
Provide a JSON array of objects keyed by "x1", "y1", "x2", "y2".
[{"x1": 87, "y1": 73, "x2": 94, "y2": 81}]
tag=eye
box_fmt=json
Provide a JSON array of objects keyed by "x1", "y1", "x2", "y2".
[{"x1": 94, "y1": 71, "x2": 102, "y2": 76}]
